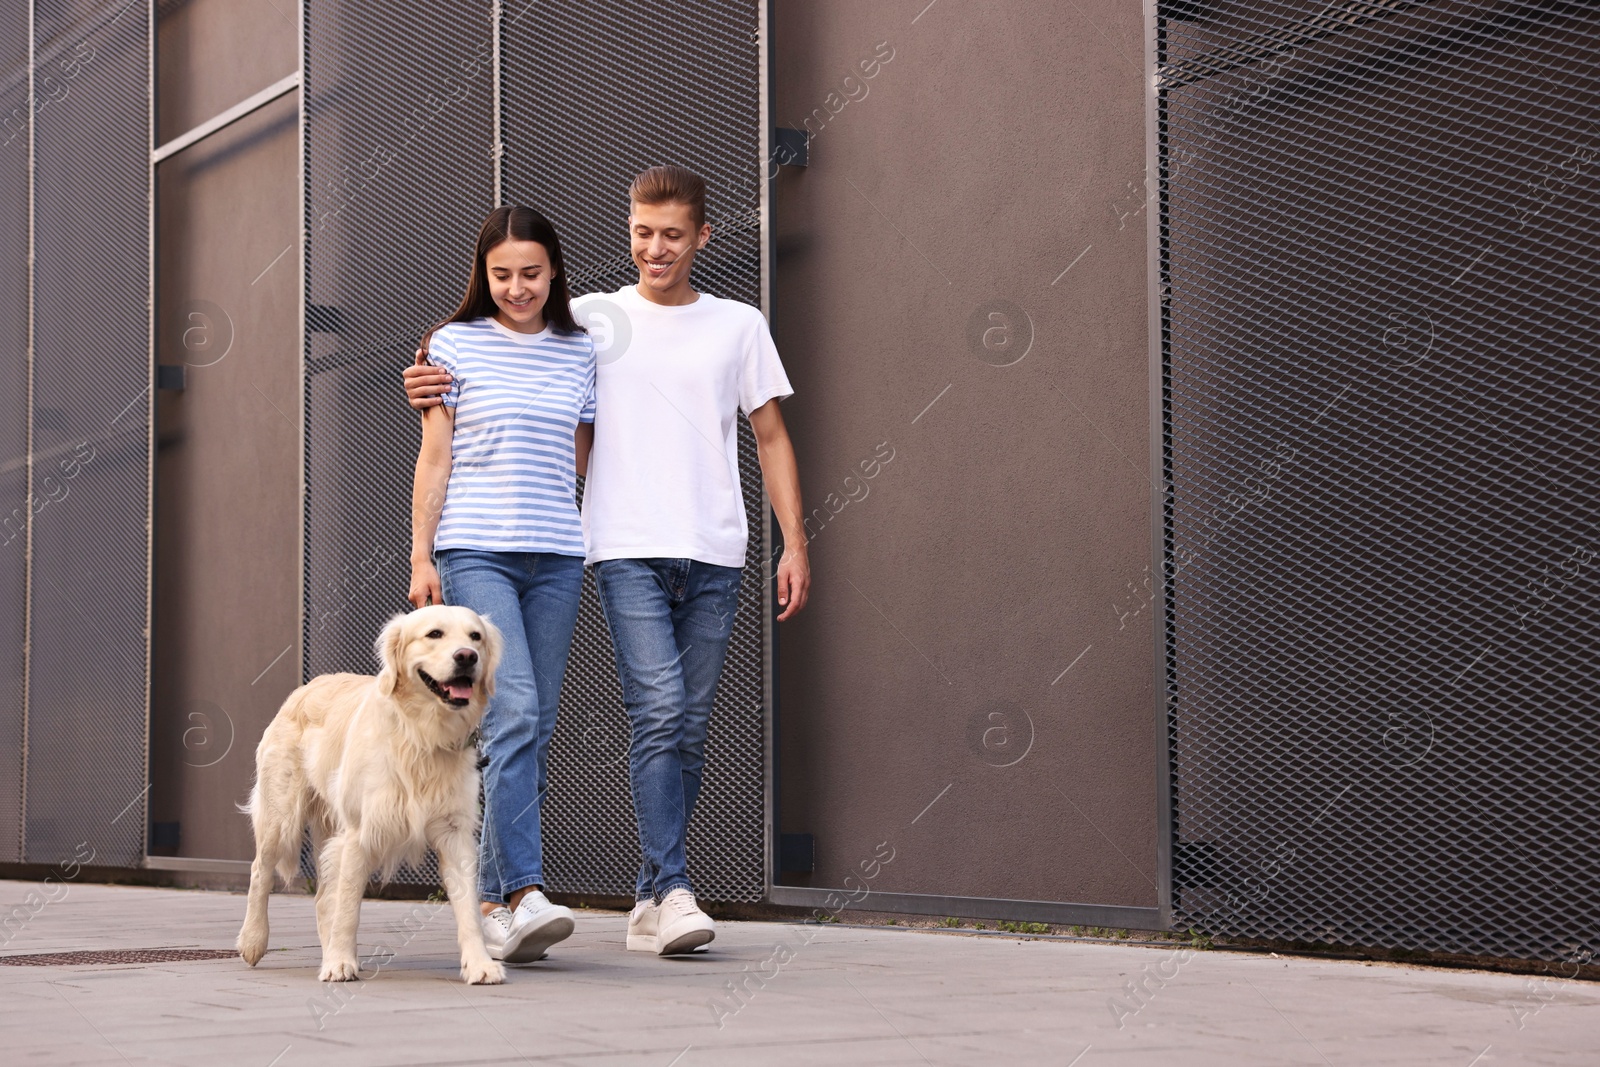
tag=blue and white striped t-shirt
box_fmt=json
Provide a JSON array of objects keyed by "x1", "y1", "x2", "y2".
[{"x1": 429, "y1": 316, "x2": 596, "y2": 556}]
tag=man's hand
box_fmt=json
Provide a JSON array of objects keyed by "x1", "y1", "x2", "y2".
[
  {"x1": 404, "y1": 347, "x2": 453, "y2": 410},
  {"x1": 748, "y1": 398, "x2": 810, "y2": 621},
  {"x1": 775, "y1": 546, "x2": 810, "y2": 621}
]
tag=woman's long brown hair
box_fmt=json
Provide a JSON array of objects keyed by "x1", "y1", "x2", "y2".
[{"x1": 420, "y1": 206, "x2": 584, "y2": 356}]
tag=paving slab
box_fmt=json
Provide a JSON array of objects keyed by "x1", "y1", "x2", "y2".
[{"x1": 0, "y1": 881, "x2": 1592, "y2": 1066}]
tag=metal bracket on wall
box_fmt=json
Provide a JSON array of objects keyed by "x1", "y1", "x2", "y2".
[
  {"x1": 778, "y1": 832, "x2": 814, "y2": 873},
  {"x1": 774, "y1": 127, "x2": 808, "y2": 167}
]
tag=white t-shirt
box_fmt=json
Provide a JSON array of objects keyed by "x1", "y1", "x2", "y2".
[{"x1": 573, "y1": 285, "x2": 793, "y2": 567}]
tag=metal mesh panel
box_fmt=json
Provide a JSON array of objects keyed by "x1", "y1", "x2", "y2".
[
  {"x1": 503, "y1": 0, "x2": 766, "y2": 904},
  {"x1": 301, "y1": 0, "x2": 495, "y2": 885},
  {"x1": 0, "y1": 4, "x2": 32, "y2": 863},
  {"x1": 303, "y1": 2, "x2": 768, "y2": 901},
  {"x1": 24, "y1": 0, "x2": 150, "y2": 867},
  {"x1": 302, "y1": 2, "x2": 494, "y2": 679},
  {"x1": 1158, "y1": 0, "x2": 1600, "y2": 961},
  {"x1": 0, "y1": 948, "x2": 238, "y2": 966}
]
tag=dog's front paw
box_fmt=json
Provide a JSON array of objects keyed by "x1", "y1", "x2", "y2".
[
  {"x1": 318, "y1": 955, "x2": 362, "y2": 982},
  {"x1": 237, "y1": 925, "x2": 268, "y2": 967},
  {"x1": 461, "y1": 955, "x2": 505, "y2": 985}
]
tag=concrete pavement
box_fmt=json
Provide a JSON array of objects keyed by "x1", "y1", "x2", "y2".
[{"x1": 1, "y1": 881, "x2": 1593, "y2": 1066}]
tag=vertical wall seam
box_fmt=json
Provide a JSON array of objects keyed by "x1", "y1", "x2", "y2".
[
  {"x1": 757, "y1": 0, "x2": 777, "y2": 898},
  {"x1": 297, "y1": 0, "x2": 309, "y2": 688},
  {"x1": 491, "y1": 0, "x2": 502, "y2": 206},
  {"x1": 1144, "y1": 0, "x2": 1175, "y2": 929},
  {"x1": 140, "y1": 0, "x2": 156, "y2": 863}
]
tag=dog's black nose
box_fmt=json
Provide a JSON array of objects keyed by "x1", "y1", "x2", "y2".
[{"x1": 454, "y1": 648, "x2": 478, "y2": 667}]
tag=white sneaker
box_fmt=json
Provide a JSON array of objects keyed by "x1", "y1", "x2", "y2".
[
  {"x1": 480, "y1": 906, "x2": 517, "y2": 961},
  {"x1": 655, "y1": 888, "x2": 715, "y2": 956},
  {"x1": 626, "y1": 898, "x2": 659, "y2": 952},
  {"x1": 502, "y1": 889, "x2": 575, "y2": 963}
]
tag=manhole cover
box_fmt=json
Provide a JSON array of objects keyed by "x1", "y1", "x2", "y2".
[{"x1": 0, "y1": 948, "x2": 238, "y2": 967}]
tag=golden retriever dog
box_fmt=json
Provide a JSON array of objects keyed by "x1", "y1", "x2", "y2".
[{"x1": 236, "y1": 605, "x2": 506, "y2": 984}]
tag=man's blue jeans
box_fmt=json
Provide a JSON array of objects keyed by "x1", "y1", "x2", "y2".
[
  {"x1": 436, "y1": 549, "x2": 584, "y2": 903},
  {"x1": 594, "y1": 557, "x2": 742, "y2": 902}
]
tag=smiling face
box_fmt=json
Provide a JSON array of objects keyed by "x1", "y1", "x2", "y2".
[
  {"x1": 412, "y1": 614, "x2": 485, "y2": 707},
  {"x1": 376, "y1": 606, "x2": 503, "y2": 713},
  {"x1": 485, "y1": 238, "x2": 554, "y2": 332},
  {"x1": 629, "y1": 200, "x2": 711, "y2": 305}
]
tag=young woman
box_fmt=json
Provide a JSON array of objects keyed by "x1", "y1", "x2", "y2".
[{"x1": 408, "y1": 206, "x2": 596, "y2": 963}]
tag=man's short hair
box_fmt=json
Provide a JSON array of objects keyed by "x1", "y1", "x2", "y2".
[{"x1": 629, "y1": 165, "x2": 707, "y2": 228}]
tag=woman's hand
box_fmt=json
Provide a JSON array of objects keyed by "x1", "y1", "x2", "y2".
[
  {"x1": 409, "y1": 558, "x2": 443, "y2": 609},
  {"x1": 411, "y1": 405, "x2": 454, "y2": 603},
  {"x1": 404, "y1": 347, "x2": 453, "y2": 410}
]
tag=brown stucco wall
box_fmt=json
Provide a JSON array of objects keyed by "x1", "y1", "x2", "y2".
[
  {"x1": 155, "y1": 0, "x2": 297, "y2": 145},
  {"x1": 150, "y1": 74, "x2": 300, "y2": 860},
  {"x1": 769, "y1": 0, "x2": 1157, "y2": 908}
]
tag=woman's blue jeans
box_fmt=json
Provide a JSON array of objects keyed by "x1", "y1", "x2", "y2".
[
  {"x1": 594, "y1": 557, "x2": 742, "y2": 902},
  {"x1": 436, "y1": 549, "x2": 584, "y2": 903}
]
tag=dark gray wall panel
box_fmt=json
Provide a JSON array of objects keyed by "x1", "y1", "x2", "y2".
[
  {"x1": 302, "y1": 2, "x2": 769, "y2": 901},
  {"x1": 302, "y1": 0, "x2": 492, "y2": 692},
  {"x1": 1159, "y1": 0, "x2": 1600, "y2": 962},
  {"x1": 26, "y1": 0, "x2": 150, "y2": 867},
  {"x1": 0, "y1": 3, "x2": 31, "y2": 863},
  {"x1": 300, "y1": 2, "x2": 489, "y2": 887}
]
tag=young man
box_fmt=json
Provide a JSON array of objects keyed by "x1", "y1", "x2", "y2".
[{"x1": 403, "y1": 165, "x2": 809, "y2": 956}]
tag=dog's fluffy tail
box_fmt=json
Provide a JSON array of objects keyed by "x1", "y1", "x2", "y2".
[
  {"x1": 236, "y1": 781, "x2": 257, "y2": 818},
  {"x1": 241, "y1": 707, "x2": 313, "y2": 889}
]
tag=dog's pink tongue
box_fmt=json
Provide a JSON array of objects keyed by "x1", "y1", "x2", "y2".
[{"x1": 447, "y1": 681, "x2": 473, "y2": 700}]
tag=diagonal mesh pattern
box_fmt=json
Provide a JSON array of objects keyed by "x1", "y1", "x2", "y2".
[
  {"x1": 1158, "y1": 0, "x2": 1600, "y2": 961},
  {"x1": 0, "y1": 3, "x2": 31, "y2": 864},
  {"x1": 302, "y1": 2, "x2": 494, "y2": 683},
  {"x1": 301, "y1": 0, "x2": 496, "y2": 886},
  {"x1": 303, "y1": 1, "x2": 767, "y2": 901},
  {"x1": 0, "y1": 947, "x2": 238, "y2": 966},
  {"x1": 504, "y1": 0, "x2": 766, "y2": 904},
  {"x1": 24, "y1": 0, "x2": 150, "y2": 868}
]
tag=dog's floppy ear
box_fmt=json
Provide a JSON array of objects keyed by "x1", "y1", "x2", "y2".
[
  {"x1": 476, "y1": 614, "x2": 505, "y2": 700},
  {"x1": 374, "y1": 613, "x2": 408, "y2": 695}
]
